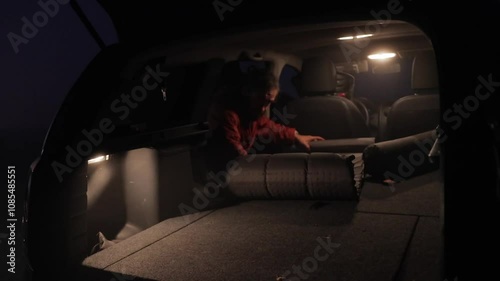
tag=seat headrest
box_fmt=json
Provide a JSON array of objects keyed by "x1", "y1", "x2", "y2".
[
  {"x1": 336, "y1": 71, "x2": 355, "y2": 99},
  {"x1": 300, "y1": 56, "x2": 337, "y2": 96},
  {"x1": 412, "y1": 51, "x2": 439, "y2": 91}
]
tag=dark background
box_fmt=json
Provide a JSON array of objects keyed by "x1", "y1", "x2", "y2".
[
  {"x1": 1, "y1": 1, "x2": 499, "y2": 281},
  {"x1": 1, "y1": 2, "x2": 114, "y2": 281}
]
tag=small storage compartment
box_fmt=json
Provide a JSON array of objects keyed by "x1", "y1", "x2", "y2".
[{"x1": 86, "y1": 145, "x2": 196, "y2": 255}]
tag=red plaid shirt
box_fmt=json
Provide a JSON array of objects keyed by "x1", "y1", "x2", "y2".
[
  {"x1": 207, "y1": 100, "x2": 297, "y2": 161},
  {"x1": 216, "y1": 109, "x2": 297, "y2": 156}
]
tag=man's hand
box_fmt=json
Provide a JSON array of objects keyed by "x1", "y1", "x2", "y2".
[{"x1": 295, "y1": 133, "x2": 325, "y2": 151}]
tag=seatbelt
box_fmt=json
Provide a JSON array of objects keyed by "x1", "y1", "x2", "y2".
[{"x1": 428, "y1": 125, "x2": 441, "y2": 163}]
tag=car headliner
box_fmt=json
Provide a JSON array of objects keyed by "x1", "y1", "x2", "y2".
[
  {"x1": 97, "y1": 1, "x2": 433, "y2": 64},
  {"x1": 117, "y1": 19, "x2": 431, "y2": 82}
]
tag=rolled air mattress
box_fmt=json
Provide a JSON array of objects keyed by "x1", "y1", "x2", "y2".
[
  {"x1": 363, "y1": 130, "x2": 440, "y2": 182},
  {"x1": 227, "y1": 153, "x2": 358, "y2": 200}
]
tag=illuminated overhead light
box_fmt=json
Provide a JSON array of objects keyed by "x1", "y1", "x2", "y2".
[
  {"x1": 88, "y1": 155, "x2": 109, "y2": 164},
  {"x1": 368, "y1": 52, "x2": 397, "y2": 60},
  {"x1": 338, "y1": 34, "x2": 373, "y2": 40},
  {"x1": 355, "y1": 34, "x2": 373, "y2": 39},
  {"x1": 338, "y1": 36, "x2": 354, "y2": 40}
]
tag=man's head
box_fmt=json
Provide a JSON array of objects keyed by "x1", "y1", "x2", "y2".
[{"x1": 241, "y1": 69, "x2": 279, "y2": 120}]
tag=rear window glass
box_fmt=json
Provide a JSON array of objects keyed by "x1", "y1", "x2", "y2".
[{"x1": 279, "y1": 64, "x2": 300, "y2": 100}]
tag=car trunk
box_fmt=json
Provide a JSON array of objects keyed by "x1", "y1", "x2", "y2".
[{"x1": 78, "y1": 139, "x2": 442, "y2": 281}]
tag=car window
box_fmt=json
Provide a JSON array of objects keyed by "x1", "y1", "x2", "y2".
[
  {"x1": 279, "y1": 64, "x2": 300, "y2": 100},
  {"x1": 270, "y1": 64, "x2": 300, "y2": 122}
]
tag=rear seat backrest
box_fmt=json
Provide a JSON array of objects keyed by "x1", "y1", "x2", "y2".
[
  {"x1": 385, "y1": 51, "x2": 440, "y2": 140},
  {"x1": 300, "y1": 56, "x2": 337, "y2": 96},
  {"x1": 386, "y1": 95, "x2": 439, "y2": 139},
  {"x1": 335, "y1": 71, "x2": 355, "y2": 99},
  {"x1": 412, "y1": 51, "x2": 439, "y2": 94},
  {"x1": 286, "y1": 56, "x2": 370, "y2": 139},
  {"x1": 287, "y1": 97, "x2": 370, "y2": 139},
  {"x1": 334, "y1": 71, "x2": 372, "y2": 130}
]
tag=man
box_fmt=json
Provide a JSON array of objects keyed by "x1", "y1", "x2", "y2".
[{"x1": 206, "y1": 68, "x2": 325, "y2": 173}]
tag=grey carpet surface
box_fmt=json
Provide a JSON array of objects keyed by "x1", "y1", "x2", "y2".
[
  {"x1": 395, "y1": 217, "x2": 443, "y2": 281},
  {"x1": 83, "y1": 210, "x2": 214, "y2": 269},
  {"x1": 83, "y1": 169, "x2": 444, "y2": 281},
  {"x1": 95, "y1": 200, "x2": 417, "y2": 281},
  {"x1": 357, "y1": 171, "x2": 442, "y2": 217}
]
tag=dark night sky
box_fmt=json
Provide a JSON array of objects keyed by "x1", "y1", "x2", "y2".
[
  {"x1": 1, "y1": 4, "x2": 116, "y2": 279},
  {"x1": 1, "y1": 0, "x2": 117, "y2": 170}
]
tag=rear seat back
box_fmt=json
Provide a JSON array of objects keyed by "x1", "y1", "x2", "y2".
[
  {"x1": 286, "y1": 56, "x2": 370, "y2": 139},
  {"x1": 287, "y1": 96, "x2": 370, "y2": 139},
  {"x1": 335, "y1": 71, "x2": 355, "y2": 99},
  {"x1": 386, "y1": 95, "x2": 439, "y2": 139},
  {"x1": 335, "y1": 71, "x2": 371, "y2": 128},
  {"x1": 385, "y1": 51, "x2": 440, "y2": 140}
]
